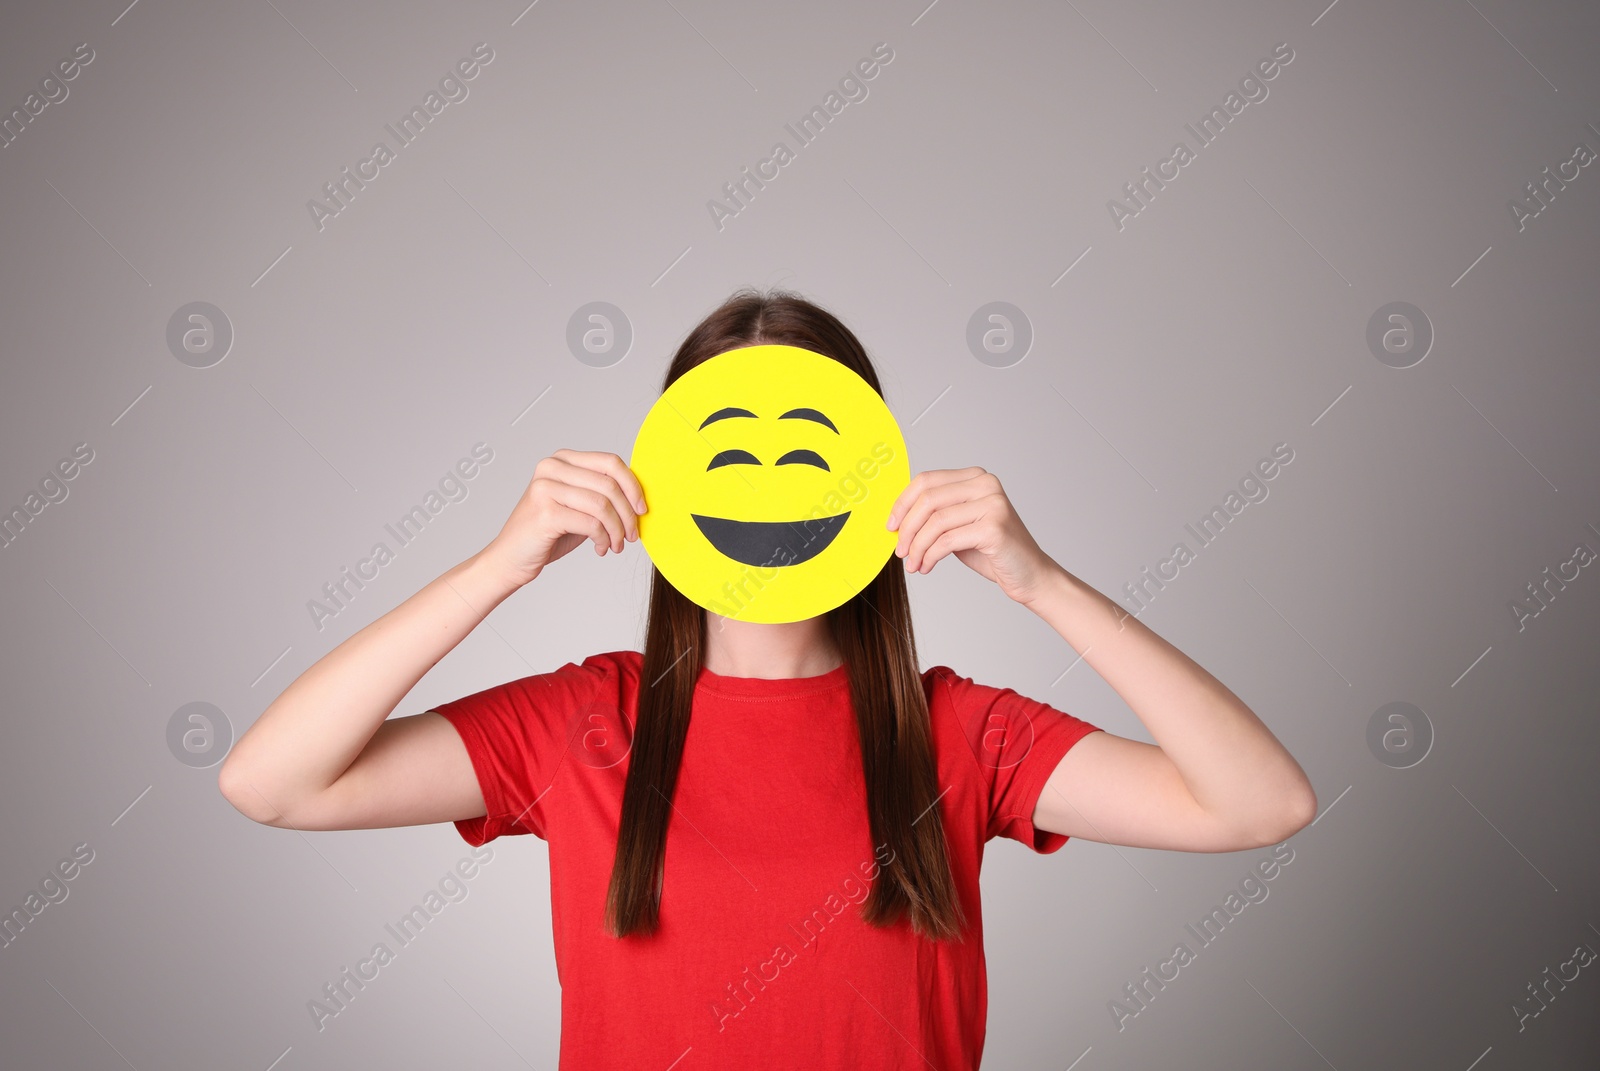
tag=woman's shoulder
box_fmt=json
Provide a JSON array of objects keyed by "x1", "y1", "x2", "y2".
[
  {"x1": 532, "y1": 651, "x2": 643, "y2": 728},
  {"x1": 566, "y1": 649, "x2": 644, "y2": 687},
  {"x1": 919, "y1": 663, "x2": 1069, "y2": 753},
  {"x1": 577, "y1": 648, "x2": 643, "y2": 670},
  {"x1": 918, "y1": 664, "x2": 993, "y2": 741},
  {"x1": 921, "y1": 662, "x2": 1087, "y2": 723},
  {"x1": 919, "y1": 663, "x2": 992, "y2": 706},
  {"x1": 518, "y1": 649, "x2": 642, "y2": 702}
]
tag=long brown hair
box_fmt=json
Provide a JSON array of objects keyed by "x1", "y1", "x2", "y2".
[{"x1": 604, "y1": 287, "x2": 966, "y2": 942}]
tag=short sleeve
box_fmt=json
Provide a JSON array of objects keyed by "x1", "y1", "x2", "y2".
[
  {"x1": 931, "y1": 667, "x2": 1102, "y2": 854},
  {"x1": 429, "y1": 652, "x2": 630, "y2": 846}
]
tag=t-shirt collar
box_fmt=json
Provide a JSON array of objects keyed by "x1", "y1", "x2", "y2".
[{"x1": 694, "y1": 660, "x2": 851, "y2": 699}]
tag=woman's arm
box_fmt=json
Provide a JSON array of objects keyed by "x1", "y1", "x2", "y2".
[
  {"x1": 218, "y1": 449, "x2": 645, "y2": 831},
  {"x1": 217, "y1": 550, "x2": 522, "y2": 829},
  {"x1": 1020, "y1": 565, "x2": 1316, "y2": 851},
  {"x1": 889, "y1": 467, "x2": 1317, "y2": 853}
]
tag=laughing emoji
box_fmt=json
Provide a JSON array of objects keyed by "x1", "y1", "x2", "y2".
[{"x1": 629, "y1": 343, "x2": 910, "y2": 623}]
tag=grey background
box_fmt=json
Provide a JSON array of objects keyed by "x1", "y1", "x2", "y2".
[{"x1": 2, "y1": 0, "x2": 1598, "y2": 1068}]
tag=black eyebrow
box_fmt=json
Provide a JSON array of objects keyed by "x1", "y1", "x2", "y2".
[
  {"x1": 699, "y1": 407, "x2": 757, "y2": 430},
  {"x1": 778, "y1": 408, "x2": 838, "y2": 433}
]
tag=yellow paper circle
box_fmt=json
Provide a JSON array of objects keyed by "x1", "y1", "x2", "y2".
[{"x1": 629, "y1": 343, "x2": 911, "y2": 624}]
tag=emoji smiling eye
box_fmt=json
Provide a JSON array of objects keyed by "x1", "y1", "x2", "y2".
[
  {"x1": 707, "y1": 449, "x2": 760, "y2": 470},
  {"x1": 775, "y1": 449, "x2": 829, "y2": 471},
  {"x1": 779, "y1": 408, "x2": 838, "y2": 433}
]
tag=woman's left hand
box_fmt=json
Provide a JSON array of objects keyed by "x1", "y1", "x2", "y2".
[{"x1": 886, "y1": 467, "x2": 1057, "y2": 604}]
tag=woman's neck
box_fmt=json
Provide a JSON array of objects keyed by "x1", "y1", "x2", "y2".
[{"x1": 700, "y1": 611, "x2": 842, "y2": 679}]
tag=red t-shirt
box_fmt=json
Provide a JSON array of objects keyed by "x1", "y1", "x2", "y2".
[{"x1": 433, "y1": 649, "x2": 1101, "y2": 1070}]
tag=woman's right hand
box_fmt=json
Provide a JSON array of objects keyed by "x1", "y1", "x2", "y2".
[{"x1": 483, "y1": 449, "x2": 647, "y2": 587}]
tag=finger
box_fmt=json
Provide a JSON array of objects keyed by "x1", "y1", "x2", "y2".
[
  {"x1": 894, "y1": 475, "x2": 990, "y2": 557},
  {"x1": 600, "y1": 453, "x2": 648, "y2": 516},
  {"x1": 546, "y1": 455, "x2": 638, "y2": 541},
  {"x1": 549, "y1": 482, "x2": 627, "y2": 553},
  {"x1": 904, "y1": 498, "x2": 987, "y2": 572},
  {"x1": 557, "y1": 449, "x2": 648, "y2": 516},
  {"x1": 917, "y1": 518, "x2": 985, "y2": 573},
  {"x1": 551, "y1": 499, "x2": 613, "y2": 556},
  {"x1": 548, "y1": 453, "x2": 639, "y2": 532},
  {"x1": 888, "y1": 467, "x2": 986, "y2": 530},
  {"x1": 549, "y1": 501, "x2": 610, "y2": 556}
]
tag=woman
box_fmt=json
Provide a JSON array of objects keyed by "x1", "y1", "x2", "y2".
[{"x1": 219, "y1": 288, "x2": 1317, "y2": 1070}]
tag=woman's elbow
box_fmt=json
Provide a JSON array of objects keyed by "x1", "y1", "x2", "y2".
[
  {"x1": 218, "y1": 756, "x2": 292, "y2": 827},
  {"x1": 1251, "y1": 783, "x2": 1318, "y2": 848}
]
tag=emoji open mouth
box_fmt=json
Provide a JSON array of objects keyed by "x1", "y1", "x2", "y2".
[{"x1": 690, "y1": 512, "x2": 850, "y2": 568}]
